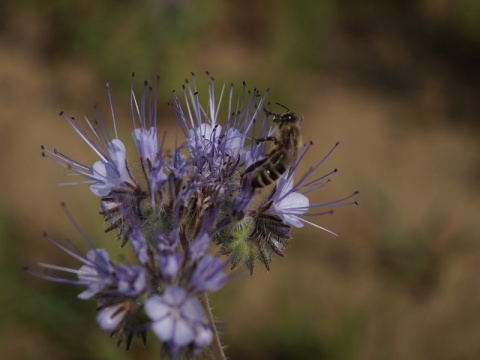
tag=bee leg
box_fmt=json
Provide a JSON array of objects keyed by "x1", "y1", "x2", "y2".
[{"x1": 255, "y1": 136, "x2": 278, "y2": 144}]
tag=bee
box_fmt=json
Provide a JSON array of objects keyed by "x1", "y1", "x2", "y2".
[{"x1": 244, "y1": 104, "x2": 303, "y2": 189}]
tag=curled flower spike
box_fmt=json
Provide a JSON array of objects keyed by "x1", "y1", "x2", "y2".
[{"x1": 33, "y1": 72, "x2": 357, "y2": 357}]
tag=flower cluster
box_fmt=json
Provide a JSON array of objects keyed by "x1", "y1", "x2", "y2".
[{"x1": 30, "y1": 72, "x2": 357, "y2": 358}]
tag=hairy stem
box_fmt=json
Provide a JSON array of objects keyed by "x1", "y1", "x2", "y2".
[{"x1": 198, "y1": 292, "x2": 225, "y2": 360}]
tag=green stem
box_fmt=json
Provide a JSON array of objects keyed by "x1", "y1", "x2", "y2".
[{"x1": 198, "y1": 292, "x2": 226, "y2": 360}]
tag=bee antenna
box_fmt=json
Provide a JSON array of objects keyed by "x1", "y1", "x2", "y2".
[
  {"x1": 263, "y1": 106, "x2": 274, "y2": 116},
  {"x1": 275, "y1": 102, "x2": 290, "y2": 112}
]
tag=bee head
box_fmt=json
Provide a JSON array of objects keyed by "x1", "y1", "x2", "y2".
[
  {"x1": 272, "y1": 112, "x2": 298, "y2": 128},
  {"x1": 265, "y1": 103, "x2": 299, "y2": 128}
]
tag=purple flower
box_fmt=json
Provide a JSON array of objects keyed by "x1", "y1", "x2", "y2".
[
  {"x1": 33, "y1": 72, "x2": 357, "y2": 357},
  {"x1": 96, "y1": 302, "x2": 131, "y2": 332},
  {"x1": 187, "y1": 123, "x2": 221, "y2": 157},
  {"x1": 89, "y1": 139, "x2": 131, "y2": 196},
  {"x1": 265, "y1": 174, "x2": 309, "y2": 228},
  {"x1": 77, "y1": 249, "x2": 117, "y2": 299},
  {"x1": 129, "y1": 77, "x2": 165, "y2": 180},
  {"x1": 42, "y1": 91, "x2": 140, "y2": 198},
  {"x1": 155, "y1": 228, "x2": 182, "y2": 281},
  {"x1": 31, "y1": 240, "x2": 148, "y2": 301},
  {"x1": 189, "y1": 255, "x2": 229, "y2": 293},
  {"x1": 127, "y1": 225, "x2": 150, "y2": 265},
  {"x1": 116, "y1": 265, "x2": 147, "y2": 297},
  {"x1": 26, "y1": 205, "x2": 151, "y2": 347},
  {"x1": 145, "y1": 286, "x2": 211, "y2": 350},
  {"x1": 133, "y1": 127, "x2": 158, "y2": 165}
]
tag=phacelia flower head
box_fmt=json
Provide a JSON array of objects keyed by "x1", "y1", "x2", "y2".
[{"x1": 33, "y1": 72, "x2": 357, "y2": 357}]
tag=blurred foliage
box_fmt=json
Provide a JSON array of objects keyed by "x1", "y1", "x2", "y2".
[
  {"x1": 1, "y1": 0, "x2": 478, "y2": 126},
  {"x1": 4, "y1": 0, "x2": 220, "y2": 85}
]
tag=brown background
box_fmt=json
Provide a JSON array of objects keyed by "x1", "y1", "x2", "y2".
[{"x1": 1, "y1": 1, "x2": 480, "y2": 359}]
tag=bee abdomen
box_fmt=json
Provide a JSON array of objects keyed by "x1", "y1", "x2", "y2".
[{"x1": 251, "y1": 150, "x2": 288, "y2": 188}]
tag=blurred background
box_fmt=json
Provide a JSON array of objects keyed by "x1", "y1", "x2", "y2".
[{"x1": 1, "y1": 0, "x2": 480, "y2": 359}]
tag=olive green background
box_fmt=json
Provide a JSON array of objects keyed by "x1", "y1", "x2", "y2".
[{"x1": 1, "y1": 1, "x2": 480, "y2": 359}]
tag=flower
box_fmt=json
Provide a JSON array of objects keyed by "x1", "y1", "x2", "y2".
[
  {"x1": 145, "y1": 286, "x2": 212, "y2": 354},
  {"x1": 266, "y1": 174, "x2": 310, "y2": 228},
  {"x1": 33, "y1": 72, "x2": 357, "y2": 357},
  {"x1": 96, "y1": 302, "x2": 132, "y2": 332},
  {"x1": 189, "y1": 255, "x2": 229, "y2": 293}
]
